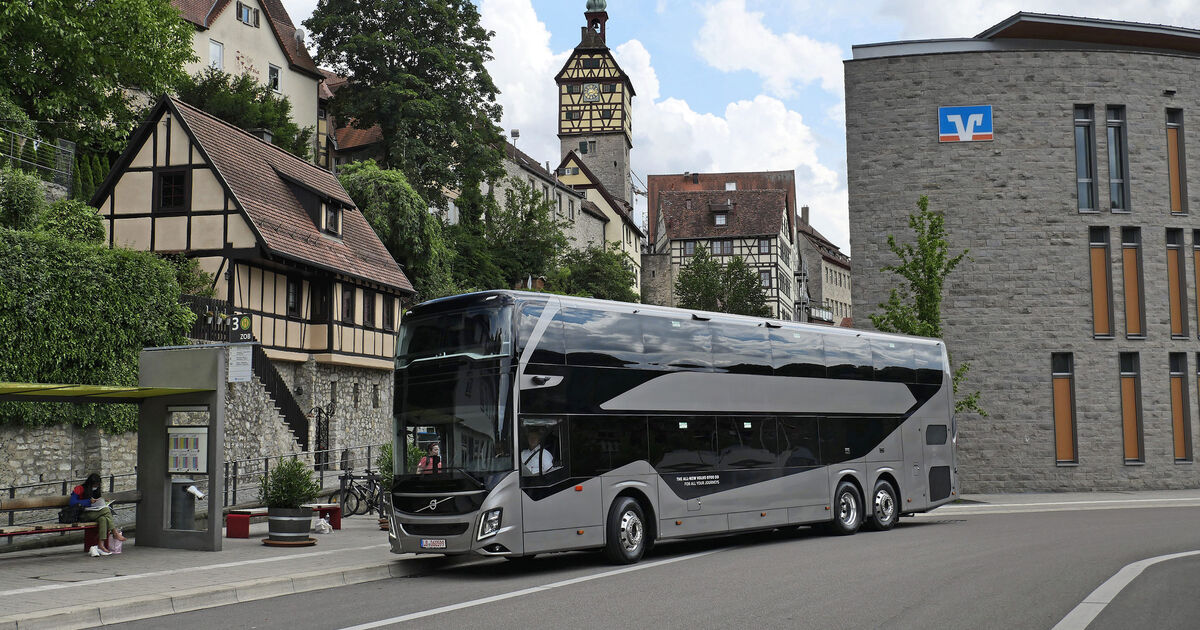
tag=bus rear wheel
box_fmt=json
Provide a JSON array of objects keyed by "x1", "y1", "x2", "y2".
[
  {"x1": 604, "y1": 497, "x2": 646, "y2": 564},
  {"x1": 823, "y1": 481, "x2": 862, "y2": 536},
  {"x1": 866, "y1": 480, "x2": 899, "y2": 531}
]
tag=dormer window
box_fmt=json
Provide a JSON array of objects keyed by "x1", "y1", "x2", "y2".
[
  {"x1": 324, "y1": 203, "x2": 342, "y2": 236},
  {"x1": 715, "y1": 213, "x2": 727, "y2": 226}
]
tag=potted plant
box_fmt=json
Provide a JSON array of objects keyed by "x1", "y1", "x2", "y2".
[{"x1": 260, "y1": 458, "x2": 321, "y2": 544}]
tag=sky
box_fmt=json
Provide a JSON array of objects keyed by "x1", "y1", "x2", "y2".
[{"x1": 280, "y1": 0, "x2": 1200, "y2": 253}]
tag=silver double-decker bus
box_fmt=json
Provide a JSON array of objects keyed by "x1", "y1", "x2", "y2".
[{"x1": 387, "y1": 291, "x2": 956, "y2": 564}]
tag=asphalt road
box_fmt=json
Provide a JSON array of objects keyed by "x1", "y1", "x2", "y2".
[{"x1": 104, "y1": 506, "x2": 1200, "y2": 630}]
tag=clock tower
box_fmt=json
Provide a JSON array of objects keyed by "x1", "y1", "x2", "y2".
[{"x1": 556, "y1": 0, "x2": 635, "y2": 206}]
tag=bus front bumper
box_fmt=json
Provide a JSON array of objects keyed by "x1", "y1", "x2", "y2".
[{"x1": 388, "y1": 512, "x2": 523, "y2": 557}]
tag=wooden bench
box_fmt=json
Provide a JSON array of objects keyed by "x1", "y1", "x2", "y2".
[
  {"x1": 0, "y1": 490, "x2": 140, "y2": 551},
  {"x1": 225, "y1": 504, "x2": 342, "y2": 538}
]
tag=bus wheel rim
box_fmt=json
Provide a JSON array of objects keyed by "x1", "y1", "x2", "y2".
[
  {"x1": 875, "y1": 490, "x2": 894, "y2": 522},
  {"x1": 619, "y1": 511, "x2": 642, "y2": 552},
  {"x1": 839, "y1": 492, "x2": 856, "y2": 525}
]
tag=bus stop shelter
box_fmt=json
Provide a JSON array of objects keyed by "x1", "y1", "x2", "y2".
[{"x1": 0, "y1": 344, "x2": 245, "y2": 551}]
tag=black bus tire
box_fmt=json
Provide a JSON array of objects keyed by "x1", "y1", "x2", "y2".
[
  {"x1": 604, "y1": 497, "x2": 647, "y2": 564},
  {"x1": 866, "y1": 480, "x2": 899, "y2": 531},
  {"x1": 823, "y1": 481, "x2": 862, "y2": 536}
]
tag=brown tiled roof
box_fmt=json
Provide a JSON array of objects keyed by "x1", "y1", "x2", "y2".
[
  {"x1": 335, "y1": 124, "x2": 383, "y2": 151},
  {"x1": 169, "y1": 98, "x2": 412, "y2": 293},
  {"x1": 172, "y1": 0, "x2": 321, "y2": 78},
  {"x1": 646, "y1": 170, "x2": 796, "y2": 243},
  {"x1": 799, "y1": 221, "x2": 851, "y2": 269},
  {"x1": 580, "y1": 200, "x2": 608, "y2": 222},
  {"x1": 659, "y1": 190, "x2": 787, "y2": 241}
]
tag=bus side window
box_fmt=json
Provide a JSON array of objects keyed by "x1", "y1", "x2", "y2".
[
  {"x1": 825, "y1": 334, "x2": 873, "y2": 380},
  {"x1": 569, "y1": 415, "x2": 648, "y2": 477},
  {"x1": 777, "y1": 417, "x2": 819, "y2": 467},
  {"x1": 517, "y1": 302, "x2": 565, "y2": 365},
  {"x1": 872, "y1": 340, "x2": 915, "y2": 383},
  {"x1": 649, "y1": 416, "x2": 717, "y2": 472},
  {"x1": 926, "y1": 424, "x2": 948, "y2": 445},
  {"x1": 718, "y1": 416, "x2": 776, "y2": 469},
  {"x1": 642, "y1": 316, "x2": 712, "y2": 371},
  {"x1": 519, "y1": 417, "x2": 568, "y2": 484},
  {"x1": 563, "y1": 308, "x2": 644, "y2": 368},
  {"x1": 713, "y1": 324, "x2": 772, "y2": 375},
  {"x1": 770, "y1": 329, "x2": 826, "y2": 378},
  {"x1": 912, "y1": 343, "x2": 944, "y2": 385}
]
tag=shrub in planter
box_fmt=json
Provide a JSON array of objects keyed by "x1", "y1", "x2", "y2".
[{"x1": 260, "y1": 458, "x2": 321, "y2": 543}]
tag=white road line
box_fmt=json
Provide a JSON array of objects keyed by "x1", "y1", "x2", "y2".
[
  {"x1": 0, "y1": 543, "x2": 388, "y2": 597},
  {"x1": 945, "y1": 497, "x2": 1200, "y2": 509},
  {"x1": 338, "y1": 548, "x2": 728, "y2": 630},
  {"x1": 1051, "y1": 549, "x2": 1200, "y2": 630}
]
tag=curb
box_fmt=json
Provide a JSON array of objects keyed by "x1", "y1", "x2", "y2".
[{"x1": 0, "y1": 559, "x2": 410, "y2": 630}]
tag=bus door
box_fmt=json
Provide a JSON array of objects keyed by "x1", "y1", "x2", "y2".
[
  {"x1": 923, "y1": 419, "x2": 954, "y2": 503},
  {"x1": 518, "y1": 417, "x2": 603, "y2": 552}
]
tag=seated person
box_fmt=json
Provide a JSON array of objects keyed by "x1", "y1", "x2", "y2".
[
  {"x1": 71, "y1": 473, "x2": 124, "y2": 556},
  {"x1": 520, "y1": 429, "x2": 555, "y2": 475}
]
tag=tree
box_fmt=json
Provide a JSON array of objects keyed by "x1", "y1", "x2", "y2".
[
  {"x1": 675, "y1": 245, "x2": 770, "y2": 316},
  {"x1": 870, "y1": 195, "x2": 984, "y2": 416},
  {"x1": 484, "y1": 179, "x2": 570, "y2": 288},
  {"x1": 305, "y1": 0, "x2": 505, "y2": 205},
  {"x1": 0, "y1": 166, "x2": 46, "y2": 230},
  {"x1": 0, "y1": 0, "x2": 195, "y2": 152},
  {"x1": 35, "y1": 200, "x2": 104, "y2": 244},
  {"x1": 337, "y1": 160, "x2": 457, "y2": 300},
  {"x1": 547, "y1": 243, "x2": 639, "y2": 302},
  {"x1": 177, "y1": 68, "x2": 314, "y2": 159}
]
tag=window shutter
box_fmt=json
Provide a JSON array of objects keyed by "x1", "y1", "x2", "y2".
[
  {"x1": 254, "y1": 9, "x2": 260, "y2": 27},
  {"x1": 236, "y1": 1, "x2": 242, "y2": 19}
]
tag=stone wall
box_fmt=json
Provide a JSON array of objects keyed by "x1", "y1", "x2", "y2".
[
  {"x1": 274, "y1": 356, "x2": 393, "y2": 467},
  {"x1": 0, "y1": 423, "x2": 136, "y2": 491},
  {"x1": 640, "y1": 251, "x2": 675, "y2": 307},
  {"x1": 846, "y1": 48, "x2": 1200, "y2": 492}
]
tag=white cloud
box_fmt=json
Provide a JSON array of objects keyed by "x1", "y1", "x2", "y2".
[
  {"x1": 694, "y1": 0, "x2": 844, "y2": 99},
  {"x1": 877, "y1": 0, "x2": 1200, "y2": 39},
  {"x1": 480, "y1": 0, "x2": 849, "y2": 251}
]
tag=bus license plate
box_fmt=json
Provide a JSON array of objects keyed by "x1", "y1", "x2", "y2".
[{"x1": 420, "y1": 539, "x2": 447, "y2": 549}]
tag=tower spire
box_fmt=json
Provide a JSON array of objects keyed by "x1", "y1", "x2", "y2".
[{"x1": 582, "y1": 0, "x2": 608, "y2": 45}]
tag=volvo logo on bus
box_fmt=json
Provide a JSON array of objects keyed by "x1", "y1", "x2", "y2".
[{"x1": 417, "y1": 497, "x2": 454, "y2": 513}]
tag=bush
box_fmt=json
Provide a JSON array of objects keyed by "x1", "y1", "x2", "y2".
[
  {"x1": 0, "y1": 229, "x2": 194, "y2": 431},
  {"x1": 260, "y1": 458, "x2": 321, "y2": 509},
  {"x1": 162, "y1": 253, "x2": 216, "y2": 297},
  {"x1": 0, "y1": 166, "x2": 46, "y2": 230},
  {"x1": 35, "y1": 199, "x2": 104, "y2": 244}
]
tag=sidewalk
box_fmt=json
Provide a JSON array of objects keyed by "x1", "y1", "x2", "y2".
[
  {"x1": 3, "y1": 490, "x2": 1200, "y2": 629},
  {"x1": 0, "y1": 515, "x2": 412, "y2": 630}
]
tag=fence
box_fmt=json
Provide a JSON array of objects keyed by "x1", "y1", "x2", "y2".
[
  {"x1": 0, "y1": 127, "x2": 75, "y2": 192},
  {"x1": 2, "y1": 442, "x2": 386, "y2": 545}
]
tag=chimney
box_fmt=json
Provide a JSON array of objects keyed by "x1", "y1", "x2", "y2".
[
  {"x1": 801, "y1": 205, "x2": 810, "y2": 226},
  {"x1": 250, "y1": 128, "x2": 273, "y2": 143}
]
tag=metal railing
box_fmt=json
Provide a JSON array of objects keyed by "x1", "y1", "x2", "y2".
[
  {"x1": 249, "y1": 343, "x2": 310, "y2": 451},
  {"x1": 0, "y1": 128, "x2": 75, "y2": 191},
  {"x1": 3, "y1": 472, "x2": 139, "y2": 541}
]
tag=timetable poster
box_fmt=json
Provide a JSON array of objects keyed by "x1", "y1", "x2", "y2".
[{"x1": 167, "y1": 427, "x2": 208, "y2": 474}]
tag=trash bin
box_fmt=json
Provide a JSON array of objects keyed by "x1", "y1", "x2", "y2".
[{"x1": 170, "y1": 478, "x2": 197, "y2": 529}]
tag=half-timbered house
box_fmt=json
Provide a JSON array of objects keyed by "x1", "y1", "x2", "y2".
[
  {"x1": 555, "y1": 150, "x2": 645, "y2": 290},
  {"x1": 92, "y1": 95, "x2": 414, "y2": 457}
]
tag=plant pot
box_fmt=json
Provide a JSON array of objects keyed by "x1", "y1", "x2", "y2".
[{"x1": 267, "y1": 507, "x2": 313, "y2": 543}]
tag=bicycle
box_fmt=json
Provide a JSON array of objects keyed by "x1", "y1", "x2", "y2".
[{"x1": 329, "y1": 469, "x2": 385, "y2": 516}]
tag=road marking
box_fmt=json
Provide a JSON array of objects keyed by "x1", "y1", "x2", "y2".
[
  {"x1": 947, "y1": 497, "x2": 1200, "y2": 509},
  {"x1": 338, "y1": 548, "x2": 728, "y2": 630},
  {"x1": 1052, "y1": 549, "x2": 1200, "y2": 630},
  {"x1": 0, "y1": 544, "x2": 389, "y2": 597}
]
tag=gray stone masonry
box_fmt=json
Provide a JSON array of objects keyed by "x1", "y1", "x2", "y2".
[
  {"x1": 562, "y1": 133, "x2": 632, "y2": 206},
  {"x1": 846, "y1": 48, "x2": 1200, "y2": 492}
]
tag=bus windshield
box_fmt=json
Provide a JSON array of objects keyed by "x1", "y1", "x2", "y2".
[{"x1": 395, "y1": 305, "x2": 515, "y2": 479}]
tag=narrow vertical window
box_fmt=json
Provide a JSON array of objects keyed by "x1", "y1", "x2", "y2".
[
  {"x1": 1168, "y1": 109, "x2": 1187, "y2": 214},
  {"x1": 1168, "y1": 229, "x2": 1188, "y2": 337},
  {"x1": 1089, "y1": 227, "x2": 1113, "y2": 337},
  {"x1": 1172, "y1": 354, "x2": 1192, "y2": 462},
  {"x1": 1194, "y1": 230, "x2": 1200, "y2": 337},
  {"x1": 1052, "y1": 353, "x2": 1077, "y2": 464},
  {"x1": 1121, "y1": 227, "x2": 1144, "y2": 337},
  {"x1": 1075, "y1": 105, "x2": 1097, "y2": 212},
  {"x1": 1119, "y1": 352, "x2": 1143, "y2": 463},
  {"x1": 1107, "y1": 106, "x2": 1130, "y2": 211}
]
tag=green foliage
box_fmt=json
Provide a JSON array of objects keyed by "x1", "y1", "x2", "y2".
[
  {"x1": 35, "y1": 199, "x2": 104, "y2": 244},
  {"x1": 406, "y1": 442, "x2": 424, "y2": 472},
  {"x1": 0, "y1": 0, "x2": 195, "y2": 152},
  {"x1": 0, "y1": 91, "x2": 34, "y2": 137},
  {"x1": 177, "y1": 68, "x2": 314, "y2": 159},
  {"x1": 306, "y1": 0, "x2": 505, "y2": 205},
  {"x1": 675, "y1": 245, "x2": 769, "y2": 316},
  {"x1": 91, "y1": 154, "x2": 106, "y2": 190},
  {"x1": 161, "y1": 253, "x2": 216, "y2": 298},
  {"x1": 35, "y1": 141, "x2": 53, "y2": 172},
  {"x1": 18, "y1": 138, "x2": 36, "y2": 173},
  {"x1": 0, "y1": 229, "x2": 194, "y2": 431},
  {"x1": 869, "y1": 195, "x2": 985, "y2": 416},
  {"x1": 75, "y1": 157, "x2": 94, "y2": 200},
  {"x1": 546, "y1": 243, "x2": 639, "y2": 302},
  {"x1": 443, "y1": 220, "x2": 506, "y2": 292},
  {"x1": 259, "y1": 458, "x2": 321, "y2": 509},
  {"x1": 376, "y1": 443, "x2": 396, "y2": 487},
  {"x1": 485, "y1": 178, "x2": 570, "y2": 288},
  {"x1": 337, "y1": 161, "x2": 456, "y2": 300},
  {"x1": 0, "y1": 166, "x2": 46, "y2": 230}
]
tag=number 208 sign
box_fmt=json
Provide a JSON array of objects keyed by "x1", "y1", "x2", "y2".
[{"x1": 938, "y1": 105, "x2": 993, "y2": 142}]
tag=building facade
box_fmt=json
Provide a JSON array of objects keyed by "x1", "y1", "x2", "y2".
[
  {"x1": 492, "y1": 141, "x2": 607, "y2": 248},
  {"x1": 847, "y1": 12, "x2": 1200, "y2": 491},
  {"x1": 642, "y1": 189, "x2": 798, "y2": 320},
  {"x1": 556, "y1": 151, "x2": 645, "y2": 290},
  {"x1": 92, "y1": 96, "x2": 413, "y2": 459},
  {"x1": 173, "y1": 0, "x2": 323, "y2": 165},
  {"x1": 796, "y1": 206, "x2": 852, "y2": 325}
]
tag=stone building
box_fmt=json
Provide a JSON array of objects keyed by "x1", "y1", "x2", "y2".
[
  {"x1": 91, "y1": 95, "x2": 413, "y2": 463},
  {"x1": 847, "y1": 12, "x2": 1200, "y2": 491},
  {"x1": 491, "y1": 141, "x2": 607, "y2": 249},
  {"x1": 642, "y1": 189, "x2": 799, "y2": 320},
  {"x1": 796, "y1": 206, "x2": 852, "y2": 325}
]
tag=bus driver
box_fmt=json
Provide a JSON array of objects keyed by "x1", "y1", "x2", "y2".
[{"x1": 520, "y1": 429, "x2": 554, "y2": 475}]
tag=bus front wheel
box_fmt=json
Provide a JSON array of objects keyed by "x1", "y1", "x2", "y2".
[
  {"x1": 604, "y1": 497, "x2": 646, "y2": 564},
  {"x1": 866, "y1": 480, "x2": 898, "y2": 531},
  {"x1": 824, "y1": 481, "x2": 863, "y2": 536}
]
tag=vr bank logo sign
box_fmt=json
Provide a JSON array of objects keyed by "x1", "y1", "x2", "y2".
[{"x1": 938, "y1": 105, "x2": 993, "y2": 142}]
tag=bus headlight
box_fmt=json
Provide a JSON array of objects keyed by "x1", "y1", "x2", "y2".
[{"x1": 478, "y1": 508, "x2": 502, "y2": 540}]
